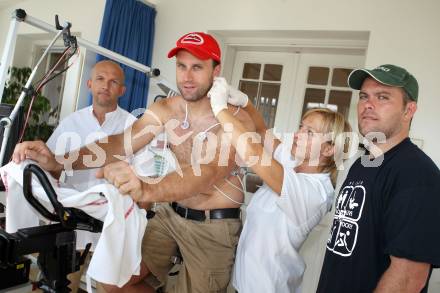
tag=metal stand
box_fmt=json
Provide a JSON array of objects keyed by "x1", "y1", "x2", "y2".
[
  {"x1": 0, "y1": 14, "x2": 67, "y2": 164},
  {"x1": 0, "y1": 9, "x2": 160, "y2": 99},
  {"x1": 0, "y1": 8, "x2": 164, "y2": 165}
]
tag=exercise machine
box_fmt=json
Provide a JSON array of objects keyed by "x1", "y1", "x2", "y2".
[{"x1": 0, "y1": 164, "x2": 103, "y2": 292}]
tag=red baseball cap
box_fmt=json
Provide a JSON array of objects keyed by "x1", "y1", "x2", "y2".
[{"x1": 167, "y1": 32, "x2": 221, "y2": 63}]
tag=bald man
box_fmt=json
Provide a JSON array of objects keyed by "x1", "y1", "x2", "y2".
[
  {"x1": 46, "y1": 60, "x2": 136, "y2": 292},
  {"x1": 47, "y1": 60, "x2": 136, "y2": 191}
]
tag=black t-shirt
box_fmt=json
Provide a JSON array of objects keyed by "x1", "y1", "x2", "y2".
[{"x1": 317, "y1": 138, "x2": 440, "y2": 293}]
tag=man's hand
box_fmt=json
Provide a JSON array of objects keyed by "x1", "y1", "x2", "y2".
[
  {"x1": 96, "y1": 161, "x2": 145, "y2": 203},
  {"x1": 228, "y1": 86, "x2": 249, "y2": 107},
  {"x1": 208, "y1": 77, "x2": 229, "y2": 116},
  {"x1": 12, "y1": 141, "x2": 62, "y2": 173}
]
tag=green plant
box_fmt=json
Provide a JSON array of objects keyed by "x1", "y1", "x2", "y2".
[{"x1": 1, "y1": 67, "x2": 56, "y2": 141}]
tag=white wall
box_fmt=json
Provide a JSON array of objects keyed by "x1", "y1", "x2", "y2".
[
  {"x1": 1, "y1": 1, "x2": 439, "y2": 165},
  {"x1": 0, "y1": 0, "x2": 106, "y2": 117},
  {"x1": 0, "y1": 0, "x2": 105, "y2": 47},
  {"x1": 3, "y1": 1, "x2": 439, "y2": 165},
  {"x1": 10, "y1": 36, "x2": 33, "y2": 67},
  {"x1": 148, "y1": 0, "x2": 440, "y2": 166}
]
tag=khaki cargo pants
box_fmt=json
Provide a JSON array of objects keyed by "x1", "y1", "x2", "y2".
[{"x1": 141, "y1": 204, "x2": 241, "y2": 293}]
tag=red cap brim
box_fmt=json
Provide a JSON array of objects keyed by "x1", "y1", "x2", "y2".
[{"x1": 167, "y1": 45, "x2": 219, "y2": 62}]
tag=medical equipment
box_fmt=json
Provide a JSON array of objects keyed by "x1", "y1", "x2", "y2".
[
  {"x1": 181, "y1": 102, "x2": 190, "y2": 130},
  {"x1": 0, "y1": 104, "x2": 23, "y2": 168}
]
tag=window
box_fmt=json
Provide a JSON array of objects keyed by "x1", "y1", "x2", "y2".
[
  {"x1": 238, "y1": 62, "x2": 283, "y2": 128},
  {"x1": 301, "y1": 67, "x2": 353, "y2": 119},
  {"x1": 33, "y1": 48, "x2": 67, "y2": 126}
]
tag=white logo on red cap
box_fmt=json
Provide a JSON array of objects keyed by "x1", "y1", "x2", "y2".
[{"x1": 181, "y1": 33, "x2": 204, "y2": 45}]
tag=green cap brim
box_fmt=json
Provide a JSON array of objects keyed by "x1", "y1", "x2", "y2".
[
  {"x1": 348, "y1": 65, "x2": 418, "y2": 101},
  {"x1": 348, "y1": 69, "x2": 406, "y2": 90}
]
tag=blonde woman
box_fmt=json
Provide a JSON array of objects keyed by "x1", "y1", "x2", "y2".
[{"x1": 208, "y1": 78, "x2": 352, "y2": 293}]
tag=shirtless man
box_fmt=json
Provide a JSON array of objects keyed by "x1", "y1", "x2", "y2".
[{"x1": 13, "y1": 31, "x2": 254, "y2": 293}]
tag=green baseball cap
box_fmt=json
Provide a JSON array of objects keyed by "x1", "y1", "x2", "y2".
[{"x1": 348, "y1": 64, "x2": 419, "y2": 101}]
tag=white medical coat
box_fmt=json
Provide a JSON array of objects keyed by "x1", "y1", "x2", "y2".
[{"x1": 233, "y1": 143, "x2": 334, "y2": 293}]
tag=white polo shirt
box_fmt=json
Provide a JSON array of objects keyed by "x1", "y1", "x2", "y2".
[
  {"x1": 46, "y1": 105, "x2": 136, "y2": 191},
  {"x1": 233, "y1": 143, "x2": 334, "y2": 293}
]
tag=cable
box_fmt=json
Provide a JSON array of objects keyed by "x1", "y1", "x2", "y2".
[
  {"x1": 18, "y1": 45, "x2": 78, "y2": 143},
  {"x1": 237, "y1": 174, "x2": 245, "y2": 192},
  {"x1": 224, "y1": 177, "x2": 243, "y2": 193},
  {"x1": 196, "y1": 122, "x2": 220, "y2": 141},
  {"x1": 233, "y1": 106, "x2": 240, "y2": 116},
  {"x1": 213, "y1": 184, "x2": 244, "y2": 205},
  {"x1": 197, "y1": 106, "x2": 242, "y2": 140},
  {"x1": 33, "y1": 45, "x2": 77, "y2": 88},
  {"x1": 38, "y1": 46, "x2": 78, "y2": 86},
  {"x1": 181, "y1": 102, "x2": 189, "y2": 129}
]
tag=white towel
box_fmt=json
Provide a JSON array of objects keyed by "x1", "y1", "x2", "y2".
[{"x1": 0, "y1": 160, "x2": 148, "y2": 288}]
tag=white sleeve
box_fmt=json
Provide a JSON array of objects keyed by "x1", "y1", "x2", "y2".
[
  {"x1": 276, "y1": 168, "x2": 333, "y2": 233},
  {"x1": 46, "y1": 114, "x2": 78, "y2": 154},
  {"x1": 273, "y1": 143, "x2": 283, "y2": 163},
  {"x1": 123, "y1": 113, "x2": 137, "y2": 128},
  {"x1": 46, "y1": 120, "x2": 67, "y2": 151},
  {"x1": 273, "y1": 142, "x2": 296, "y2": 167}
]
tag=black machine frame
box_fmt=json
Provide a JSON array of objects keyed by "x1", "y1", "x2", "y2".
[{"x1": 0, "y1": 164, "x2": 103, "y2": 292}]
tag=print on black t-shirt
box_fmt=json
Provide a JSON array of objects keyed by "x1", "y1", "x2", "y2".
[
  {"x1": 327, "y1": 183, "x2": 365, "y2": 256},
  {"x1": 317, "y1": 138, "x2": 440, "y2": 293}
]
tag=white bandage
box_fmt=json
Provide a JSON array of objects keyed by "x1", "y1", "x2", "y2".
[
  {"x1": 228, "y1": 86, "x2": 249, "y2": 107},
  {"x1": 208, "y1": 77, "x2": 229, "y2": 116}
]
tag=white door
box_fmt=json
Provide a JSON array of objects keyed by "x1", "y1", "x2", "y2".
[
  {"x1": 231, "y1": 51, "x2": 297, "y2": 133},
  {"x1": 231, "y1": 51, "x2": 364, "y2": 134},
  {"x1": 290, "y1": 53, "x2": 365, "y2": 133}
]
